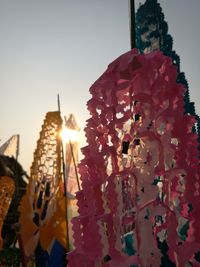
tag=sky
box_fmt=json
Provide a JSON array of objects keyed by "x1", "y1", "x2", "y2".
[{"x1": 0, "y1": 0, "x2": 200, "y2": 173}]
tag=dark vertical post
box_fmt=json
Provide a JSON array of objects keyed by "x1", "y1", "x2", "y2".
[
  {"x1": 69, "y1": 140, "x2": 81, "y2": 191},
  {"x1": 57, "y1": 94, "x2": 61, "y2": 113},
  {"x1": 130, "y1": 0, "x2": 136, "y2": 49},
  {"x1": 16, "y1": 134, "x2": 20, "y2": 161},
  {"x1": 57, "y1": 94, "x2": 70, "y2": 252}
]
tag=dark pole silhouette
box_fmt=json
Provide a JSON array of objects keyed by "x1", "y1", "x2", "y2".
[{"x1": 130, "y1": 0, "x2": 136, "y2": 49}]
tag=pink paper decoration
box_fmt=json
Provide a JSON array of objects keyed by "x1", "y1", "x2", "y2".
[{"x1": 68, "y1": 49, "x2": 200, "y2": 266}]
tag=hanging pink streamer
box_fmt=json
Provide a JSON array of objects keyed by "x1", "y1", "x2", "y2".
[{"x1": 68, "y1": 49, "x2": 200, "y2": 266}]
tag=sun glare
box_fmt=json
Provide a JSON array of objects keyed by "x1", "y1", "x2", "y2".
[{"x1": 60, "y1": 128, "x2": 79, "y2": 143}]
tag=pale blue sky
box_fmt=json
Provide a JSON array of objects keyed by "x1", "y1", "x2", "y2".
[{"x1": 0, "y1": 0, "x2": 200, "y2": 172}]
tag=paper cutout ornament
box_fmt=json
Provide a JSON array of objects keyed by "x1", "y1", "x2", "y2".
[{"x1": 68, "y1": 49, "x2": 200, "y2": 266}]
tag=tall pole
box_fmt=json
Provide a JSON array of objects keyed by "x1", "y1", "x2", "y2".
[
  {"x1": 130, "y1": 0, "x2": 136, "y2": 49},
  {"x1": 16, "y1": 134, "x2": 20, "y2": 161},
  {"x1": 57, "y1": 94, "x2": 61, "y2": 113},
  {"x1": 69, "y1": 140, "x2": 81, "y2": 191},
  {"x1": 57, "y1": 94, "x2": 70, "y2": 252}
]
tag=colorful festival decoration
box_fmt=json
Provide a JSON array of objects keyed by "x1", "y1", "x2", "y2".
[
  {"x1": 19, "y1": 111, "x2": 69, "y2": 259},
  {"x1": 63, "y1": 114, "x2": 80, "y2": 249},
  {"x1": 0, "y1": 154, "x2": 28, "y2": 267},
  {"x1": 19, "y1": 111, "x2": 80, "y2": 267},
  {"x1": 135, "y1": 0, "x2": 200, "y2": 142},
  {"x1": 0, "y1": 176, "x2": 15, "y2": 249},
  {"x1": 0, "y1": 135, "x2": 20, "y2": 159},
  {"x1": 64, "y1": 113, "x2": 81, "y2": 196},
  {"x1": 67, "y1": 48, "x2": 200, "y2": 266}
]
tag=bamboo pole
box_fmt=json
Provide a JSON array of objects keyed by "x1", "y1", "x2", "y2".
[
  {"x1": 68, "y1": 140, "x2": 81, "y2": 191},
  {"x1": 57, "y1": 94, "x2": 70, "y2": 252},
  {"x1": 130, "y1": 0, "x2": 136, "y2": 49}
]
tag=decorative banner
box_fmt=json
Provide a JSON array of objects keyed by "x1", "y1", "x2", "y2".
[
  {"x1": 135, "y1": 0, "x2": 200, "y2": 141},
  {"x1": 19, "y1": 111, "x2": 70, "y2": 257},
  {"x1": 0, "y1": 176, "x2": 15, "y2": 249},
  {"x1": 0, "y1": 135, "x2": 20, "y2": 159},
  {"x1": 61, "y1": 114, "x2": 80, "y2": 250},
  {"x1": 68, "y1": 49, "x2": 200, "y2": 266},
  {"x1": 0, "y1": 154, "x2": 28, "y2": 265},
  {"x1": 64, "y1": 113, "x2": 80, "y2": 196}
]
